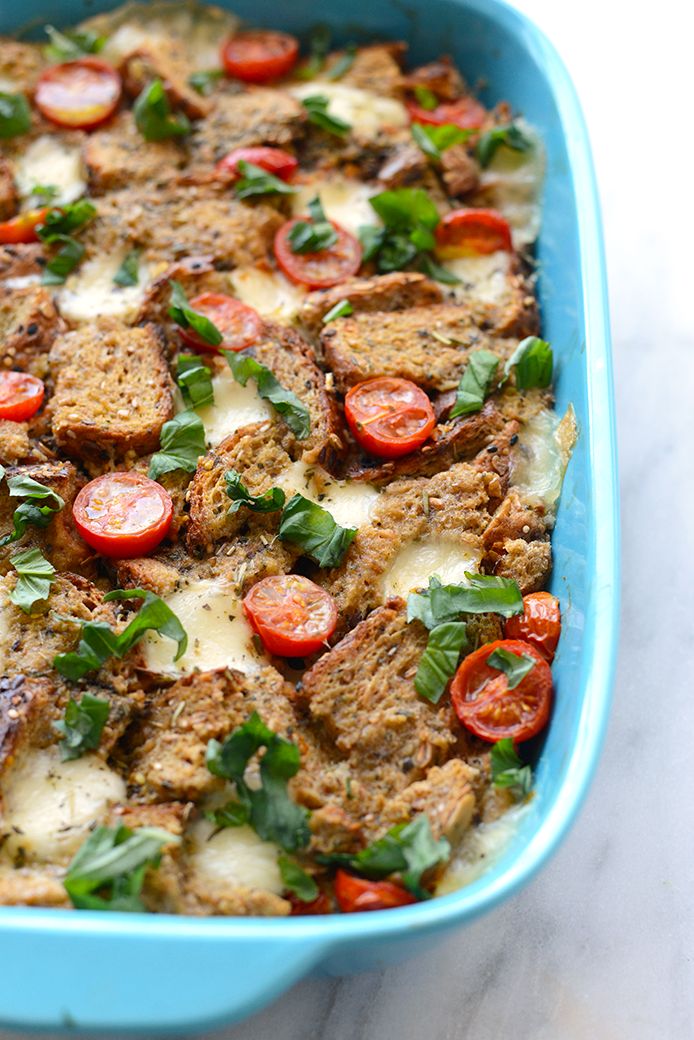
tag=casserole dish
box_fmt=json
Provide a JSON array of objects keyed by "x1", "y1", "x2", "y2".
[{"x1": 0, "y1": 0, "x2": 618, "y2": 1030}]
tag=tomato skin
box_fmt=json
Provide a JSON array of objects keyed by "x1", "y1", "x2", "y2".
[
  {"x1": 178, "y1": 293, "x2": 263, "y2": 353},
  {"x1": 216, "y1": 146, "x2": 298, "y2": 182},
  {"x1": 505, "y1": 592, "x2": 561, "y2": 662},
  {"x1": 289, "y1": 891, "x2": 332, "y2": 915},
  {"x1": 334, "y1": 871, "x2": 416, "y2": 913},
  {"x1": 221, "y1": 31, "x2": 299, "y2": 83},
  {"x1": 344, "y1": 377, "x2": 436, "y2": 459},
  {"x1": 435, "y1": 208, "x2": 513, "y2": 258},
  {"x1": 451, "y1": 638, "x2": 552, "y2": 744},
  {"x1": 274, "y1": 218, "x2": 362, "y2": 289},
  {"x1": 34, "y1": 59, "x2": 122, "y2": 131},
  {"x1": 0, "y1": 371, "x2": 45, "y2": 421},
  {"x1": 72, "y1": 472, "x2": 173, "y2": 558},
  {"x1": 243, "y1": 574, "x2": 338, "y2": 657},
  {"x1": 406, "y1": 95, "x2": 487, "y2": 130},
  {"x1": 0, "y1": 208, "x2": 50, "y2": 245}
]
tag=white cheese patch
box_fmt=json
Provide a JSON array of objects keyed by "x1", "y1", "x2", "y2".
[
  {"x1": 228, "y1": 266, "x2": 306, "y2": 322},
  {"x1": 188, "y1": 819, "x2": 283, "y2": 895},
  {"x1": 0, "y1": 748, "x2": 126, "y2": 865},
  {"x1": 289, "y1": 81, "x2": 408, "y2": 136},
  {"x1": 0, "y1": 76, "x2": 18, "y2": 93},
  {"x1": 291, "y1": 176, "x2": 378, "y2": 237},
  {"x1": 88, "y1": 3, "x2": 239, "y2": 68},
  {"x1": 277, "y1": 461, "x2": 379, "y2": 531},
  {"x1": 57, "y1": 249, "x2": 150, "y2": 324},
  {"x1": 382, "y1": 537, "x2": 482, "y2": 599},
  {"x1": 13, "y1": 135, "x2": 86, "y2": 207},
  {"x1": 442, "y1": 250, "x2": 514, "y2": 307},
  {"x1": 2, "y1": 275, "x2": 41, "y2": 291},
  {"x1": 510, "y1": 405, "x2": 577, "y2": 510},
  {"x1": 436, "y1": 805, "x2": 528, "y2": 894},
  {"x1": 477, "y1": 121, "x2": 544, "y2": 249},
  {"x1": 197, "y1": 366, "x2": 273, "y2": 447},
  {"x1": 143, "y1": 578, "x2": 262, "y2": 677}
]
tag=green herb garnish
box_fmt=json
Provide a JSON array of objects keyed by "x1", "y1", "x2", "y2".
[
  {"x1": 134, "y1": 79, "x2": 190, "y2": 142},
  {"x1": 168, "y1": 280, "x2": 223, "y2": 347},
  {"x1": 359, "y1": 188, "x2": 459, "y2": 285},
  {"x1": 450, "y1": 349, "x2": 499, "y2": 418},
  {"x1": 487, "y1": 646, "x2": 535, "y2": 689},
  {"x1": 223, "y1": 350, "x2": 310, "y2": 439},
  {"x1": 476, "y1": 123, "x2": 532, "y2": 168},
  {"x1": 64, "y1": 825, "x2": 177, "y2": 911},
  {"x1": 278, "y1": 855, "x2": 319, "y2": 902},
  {"x1": 278, "y1": 493, "x2": 356, "y2": 568},
  {"x1": 490, "y1": 738, "x2": 533, "y2": 799},
  {"x1": 413, "y1": 86, "x2": 438, "y2": 111},
  {"x1": 55, "y1": 693, "x2": 110, "y2": 761},
  {"x1": 43, "y1": 24, "x2": 105, "y2": 62},
  {"x1": 504, "y1": 337, "x2": 553, "y2": 391},
  {"x1": 112, "y1": 249, "x2": 140, "y2": 288},
  {"x1": 176, "y1": 354, "x2": 214, "y2": 410},
  {"x1": 234, "y1": 160, "x2": 296, "y2": 201},
  {"x1": 8, "y1": 547, "x2": 55, "y2": 613},
  {"x1": 0, "y1": 92, "x2": 31, "y2": 138},
  {"x1": 326, "y1": 43, "x2": 357, "y2": 81},
  {"x1": 0, "y1": 468, "x2": 65, "y2": 548},
  {"x1": 148, "y1": 409, "x2": 206, "y2": 481},
  {"x1": 288, "y1": 195, "x2": 338, "y2": 254},
  {"x1": 301, "y1": 94, "x2": 351, "y2": 136},
  {"x1": 188, "y1": 69, "x2": 223, "y2": 95},
  {"x1": 296, "y1": 25, "x2": 330, "y2": 80},
  {"x1": 224, "y1": 469, "x2": 286, "y2": 515},
  {"x1": 29, "y1": 184, "x2": 60, "y2": 204},
  {"x1": 322, "y1": 299, "x2": 353, "y2": 323},
  {"x1": 411, "y1": 122, "x2": 474, "y2": 162},
  {"x1": 414, "y1": 621, "x2": 470, "y2": 703},
  {"x1": 35, "y1": 199, "x2": 96, "y2": 286}
]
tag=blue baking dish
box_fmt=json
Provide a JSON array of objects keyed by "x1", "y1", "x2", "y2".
[{"x1": 0, "y1": 0, "x2": 618, "y2": 1031}]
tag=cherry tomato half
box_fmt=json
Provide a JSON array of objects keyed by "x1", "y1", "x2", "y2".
[
  {"x1": 35, "y1": 58, "x2": 122, "y2": 131},
  {"x1": 289, "y1": 891, "x2": 332, "y2": 915},
  {"x1": 505, "y1": 591, "x2": 561, "y2": 662},
  {"x1": 435, "y1": 208, "x2": 513, "y2": 258},
  {"x1": 221, "y1": 30, "x2": 299, "y2": 83},
  {"x1": 0, "y1": 208, "x2": 50, "y2": 245},
  {"x1": 243, "y1": 574, "x2": 338, "y2": 657},
  {"x1": 406, "y1": 95, "x2": 487, "y2": 130},
  {"x1": 344, "y1": 377, "x2": 436, "y2": 459},
  {"x1": 0, "y1": 371, "x2": 45, "y2": 422},
  {"x1": 72, "y1": 472, "x2": 173, "y2": 558},
  {"x1": 178, "y1": 293, "x2": 264, "y2": 353},
  {"x1": 216, "y1": 146, "x2": 298, "y2": 182},
  {"x1": 334, "y1": 871, "x2": 417, "y2": 913},
  {"x1": 451, "y1": 638, "x2": 552, "y2": 743},
  {"x1": 274, "y1": 218, "x2": 362, "y2": 289}
]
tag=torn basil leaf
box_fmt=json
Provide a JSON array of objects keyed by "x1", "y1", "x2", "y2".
[
  {"x1": 134, "y1": 78, "x2": 190, "y2": 141},
  {"x1": 278, "y1": 855, "x2": 319, "y2": 902},
  {"x1": 0, "y1": 472, "x2": 65, "y2": 548},
  {"x1": 225, "y1": 469, "x2": 286, "y2": 515},
  {"x1": 205, "y1": 800, "x2": 250, "y2": 828},
  {"x1": 505, "y1": 337, "x2": 553, "y2": 390},
  {"x1": 64, "y1": 825, "x2": 177, "y2": 911},
  {"x1": 168, "y1": 280, "x2": 223, "y2": 347},
  {"x1": 490, "y1": 738, "x2": 533, "y2": 799},
  {"x1": 326, "y1": 43, "x2": 357, "y2": 81},
  {"x1": 296, "y1": 24, "x2": 330, "y2": 79},
  {"x1": 43, "y1": 24, "x2": 105, "y2": 62},
  {"x1": 223, "y1": 350, "x2": 310, "y2": 439},
  {"x1": 411, "y1": 122, "x2": 474, "y2": 161},
  {"x1": 0, "y1": 92, "x2": 31, "y2": 139},
  {"x1": 301, "y1": 94, "x2": 351, "y2": 136},
  {"x1": 279, "y1": 493, "x2": 356, "y2": 568},
  {"x1": 8, "y1": 547, "x2": 55, "y2": 613},
  {"x1": 322, "y1": 299, "x2": 353, "y2": 323},
  {"x1": 362, "y1": 188, "x2": 457, "y2": 283},
  {"x1": 113, "y1": 249, "x2": 140, "y2": 288},
  {"x1": 413, "y1": 86, "x2": 438, "y2": 111},
  {"x1": 55, "y1": 693, "x2": 110, "y2": 761},
  {"x1": 487, "y1": 646, "x2": 535, "y2": 689},
  {"x1": 176, "y1": 354, "x2": 214, "y2": 409},
  {"x1": 450, "y1": 349, "x2": 499, "y2": 418},
  {"x1": 418, "y1": 253, "x2": 461, "y2": 285},
  {"x1": 30, "y1": 183, "x2": 59, "y2": 204},
  {"x1": 476, "y1": 123, "x2": 533, "y2": 168},
  {"x1": 41, "y1": 235, "x2": 85, "y2": 285},
  {"x1": 148, "y1": 409, "x2": 206, "y2": 481},
  {"x1": 235, "y1": 160, "x2": 296, "y2": 200},
  {"x1": 188, "y1": 69, "x2": 223, "y2": 95},
  {"x1": 414, "y1": 620, "x2": 469, "y2": 703},
  {"x1": 429, "y1": 573, "x2": 524, "y2": 621},
  {"x1": 288, "y1": 194, "x2": 338, "y2": 254},
  {"x1": 36, "y1": 198, "x2": 96, "y2": 238}
]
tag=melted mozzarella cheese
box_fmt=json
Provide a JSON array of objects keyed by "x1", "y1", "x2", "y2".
[
  {"x1": 143, "y1": 578, "x2": 262, "y2": 676},
  {"x1": 510, "y1": 406, "x2": 577, "y2": 510},
  {"x1": 188, "y1": 819, "x2": 282, "y2": 894},
  {"x1": 277, "y1": 461, "x2": 379, "y2": 530},
  {"x1": 442, "y1": 250, "x2": 514, "y2": 307},
  {"x1": 382, "y1": 537, "x2": 482, "y2": 599},
  {"x1": 289, "y1": 82, "x2": 408, "y2": 135},
  {"x1": 291, "y1": 176, "x2": 378, "y2": 237},
  {"x1": 90, "y1": 3, "x2": 239, "y2": 68},
  {"x1": 57, "y1": 250, "x2": 150, "y2": 324},
  {"x1": 14, "y1": 135, "x2": 86, "y2": 207},
  {"x1": 477, "y1": 121, "x2": 544, "y2": 249},
  {"x1": 436, "y1": 805, "x2": 528, "y2": 894},
  {"x1": 197, "y1": 367, "x2": 273, "y2": 447},
  {"x1": 228, "y1": 266, "x2": 305, "y2": 322},
  {"x1": 0, "y1": 748, "x2": 126, "y2": 864}
]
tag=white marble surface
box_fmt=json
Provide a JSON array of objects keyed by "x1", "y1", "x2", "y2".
[{"x1": 1, "y1": 2, "x2": 688, "y2": 1038}]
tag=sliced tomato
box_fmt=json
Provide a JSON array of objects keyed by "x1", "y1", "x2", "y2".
[
  {"x1": 406, "y1": 95, "x2": 487, "y2": 130},
  {"x1": 243, "y1": 574, "x2": 338, "y2": 657},
  {"x1": 334, "y1": 871, "x2": 416, "y2": 913},
  {"x1": 0, "y1": 371, "x2": 45, "y2": 422},
  {"x1": 221, "y1": 31, "x2": 299, "y2": 83},
  {"x1": 0, "y1": 208, "x2": 50, "y2": 245},
  {"x1": 274, "y1": 218, "x2": 362, "y2": 289},
  {"x1": 289, "y1": 891, "x2": 332, "y2": 915},
  {"x1": 451, "y1": 638, "x2": 552, "y2": 743},
  {"x1": 216, "y1": 146, "x2": 298, "y2": 182},
  {"x1": 72, "y1": 472, "x2": 173, "y2": 558},
  {"x1": 344, "y1": 377, "x2": 436, "y2": 459},
  {"x1": 35, "y1": 59, "x2": 122, "y2": 131},
  {"x1": 178, "y1": 293, "x2": 263, "y2": 353},
  {"x1": 435, "y1": 208, "x2": 513, "y2": 258},
  {"x1": 505, "y1": 592, "x2": 561, "y2": 662}
]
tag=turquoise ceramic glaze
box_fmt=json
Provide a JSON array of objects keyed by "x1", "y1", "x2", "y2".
[{"x1": 0, "y1": 0, "x2": 619, "y2": 1031}]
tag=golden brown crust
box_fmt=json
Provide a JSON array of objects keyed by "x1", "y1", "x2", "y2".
[
  {"x1": 84, "y1": 111, "x2": 188, "y2": 194},
  {"x1": 0, "y1": 285, "x2": 66, "y2": 377}
]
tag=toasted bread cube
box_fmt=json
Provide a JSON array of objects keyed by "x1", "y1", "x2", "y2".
[{"x1": 0, "y1": 284, "x2": 65, "y2": 376}]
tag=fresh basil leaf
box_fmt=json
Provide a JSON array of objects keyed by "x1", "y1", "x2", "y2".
[
  {"x1": 223, "y1": 350, "x2": 310, "y2": 439},
  {"x1": 288, "y1": 212, "x2": 338, "y2": 254},
  {"x1": 411, "y1": 122, "x2": 474, "y2": 161},
  {"x1": 64, "y1": 825, "x2": 177, "y2": 911},
  {"x1": 413, "y1": 85, "x2": 438, "y2": 111},
  {"x1": 296, "y1": 24, "x2": 330, "y2": 80},
  {"x1": 0, "y1": 474, "x2": 64, "y2": 548},
  {"x1": 358, "y1": 224, "x2": 387, "y2": 262},
  {"x1": 487, "y1": 646, "x2": 535, "y2": 689},
  {"x1": 370, "y1": 188, "x2": 440, "y2": 233},
  {"x1": 364, "y1": 189, "x2": 448, "y2": 276},
  {"x1": 148, "y1": 409, "x2": 206, "y2": 481},
  {"x1": 414, "y1": 621, "x2": 469, "y2": 703},
  {"x1": 429, "y1": 572, "x2": 524, "y2": 620},
  {"x1": 301, "y1": 94, "x2": 351, "y2": 136},
  {"x1": 36, "y1": 199, "x2": 96, "y2": 238},
  {"x1": 176, "y1": 354, "x2": 214, "y2": 409},
  {"x1": 8, "y1": 547, "x2": 55, "y2": 613},
  {"x1": 378, "y1": 231, "x2": 419, "y2": 273},
  {"x1": 278, "y1": 855, "x2": 319, "y2": 902},
  {"x1": 504, "y1": 337, "x2": 553, "y2": 390},
  {"x1": 168, "y1": 280, "x2": 223, "y2": 347},
  {"x1": 134, "y1": 78, "x2": 190, "y2": 142},
  {"x1": 188, "y1": 68, "x2": 223, "y2": 95},
  {"x1": 205, "y1": 800, "x2": 251, "y2": 828},
  {"x1": 406, "y1": 575, "x2": 443, "y2": 631},
  {"x1": 418, "y1": 252, "x2": 461, "y2": 285},
  {"x1": 278, "y1": 493, "x2": 356, "y2": 568},
  {"x1": 206, "y1": 711, "x2": 310, "y2": 851},
  {"x1": 234, "y1": 160, "x2": 296, "y2": 201},
  {"x1": 326, "y1": 43, "x2": 357, "y2": 81},
  {"x1": 40, "y1": 235, "x2": 84, "y2": 285},
  {"x1": 490, "y1": 738, "x2": 533, "y2": 799},
  {"x1": 476, "y1": 123, "x2": 533, "y2": 168},
  {"x1": 55, "y1": 693, "x2": 110, "y2": 761},
  {"x1": 30, "y1": 184, "x2": 59, "y2": 204},
  {"x1": 54, "y1": 588, "x2": 187, "y2": 680},
  {"x1": 0, "y1": 92, "x2": 31, "y2": 139},
  {"x1": 322, "y1": 299, "x2": 353, "y2": 323},
  {"x1": 112, "y1": 249, "x2": 140, "y2": 288},
  {"x1": 450, "y1": 349, "x2": 500, "y2": 418},
  {"x1": 44, "y1": 24, "x2": 105, "y2": 62},
  {"x1": 224, "y1": 469, "x2": 286, "y2": 516}
]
